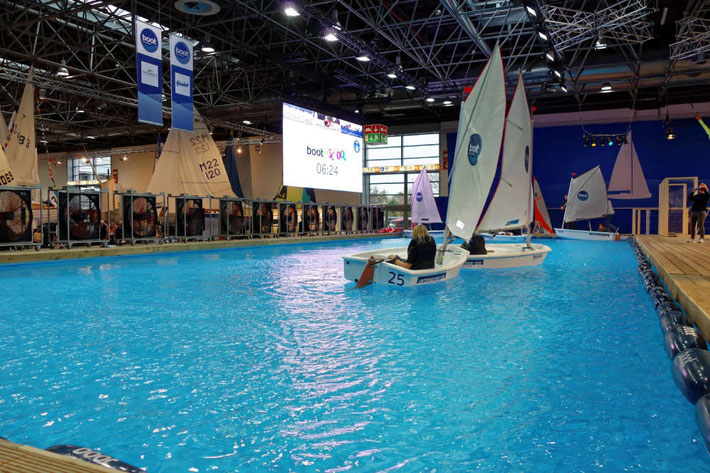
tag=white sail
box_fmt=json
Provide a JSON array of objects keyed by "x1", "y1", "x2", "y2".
[
  {"x1": 606, "y1": 199, "x2": 614, "y2": 215},
  {"x1": 478, "y1": 73, "x2": 531, "y2": 231},
  {"x1": 0, "y1": 112, "x2": 9, "y2": 149},
  {"x1": 411, "y1": 168, "x2": 442, "y2": 224},
  {"x1": 446, "y1": 45, "x2": 506, "y2": 240},
  {"x1": 532, "y1": 177, "x2": 554, "y2": 235},
  {"x1": 145, "y1": 110, "x2": 235, "y2": 200},
  {"x1": 563, "y1": 166, "x2": 609, "y2": 223},
  {"x1": 5, "y1": 82, "x2": 39, "y2": 186},
  {"x1": 607, "y1": 131, "x2": 651, "y2": 199},
  {"x1": 0, "y1": 146, "x2": 15, "y2": 186}
]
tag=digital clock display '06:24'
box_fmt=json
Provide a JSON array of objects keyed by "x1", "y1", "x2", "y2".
[{"x1": 316, "y1": 163, "x2": 338, "y2": 176}]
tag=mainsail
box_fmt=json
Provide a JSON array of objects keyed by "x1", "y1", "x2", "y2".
[
  {"x1": 446, "y1": 44, "x2": 506, "y2": 241},
  {"x1": 5, "y1": 82, "x2": 39, "y2": 186},
  {"x1": 563, "y1": 166, "x2": 609, "y2": 223},
  {"x1": 532, "y1": 177, "x2": 554, "y2": 235},
  {"x1": 478, "y1": 73, "x2": 531, "y2": 231},
  {"x1": 0, "y1": 146, "x2": 15, "y2": 186},
  {"x1": 411, "y1": 168, "x2": 442, "y2": 224},
  {"x1": 607, "y1": 131, "x2": 651, "y2": 199},
  {"x1": 0, "y1": 112, "x2": 9, "y2": 149},
  {"x1": 145, "y1": 111, "x2": 235, "y2": 200}
]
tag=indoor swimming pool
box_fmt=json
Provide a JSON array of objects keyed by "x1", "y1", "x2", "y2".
[{"x1": 1, "y1": 238, "x2": 709, "y2": 472}]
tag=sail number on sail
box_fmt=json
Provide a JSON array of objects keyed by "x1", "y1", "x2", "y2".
[
  {"x1": 198, "y1": 158, "x2": 221, "y2": 180},
  {"x1": 12, "y1": 128, "x2": 31, "y2": 148},
  {"x1": 0, "y1": 171, "x2": 14, "y2": 185}
]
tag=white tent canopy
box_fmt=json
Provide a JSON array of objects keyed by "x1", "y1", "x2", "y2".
[{"x1": 563, "y1": 166, "x2": 610, "y2": 223}]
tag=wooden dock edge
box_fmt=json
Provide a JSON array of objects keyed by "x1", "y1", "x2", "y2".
[
  {"x1": 636, "y1": 236, "x2": 710, "y2": 339},
  {"x1": 0, "y1": 233, "x2": 396, "y2": 266},
  {"x1": 0, "y1": 438, "x2": 119, "y2": 473}
]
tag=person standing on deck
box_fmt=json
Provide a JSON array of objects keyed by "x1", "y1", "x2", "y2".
[{"x1": 688, "y1": 183, "x2": 709, "y2": 243}]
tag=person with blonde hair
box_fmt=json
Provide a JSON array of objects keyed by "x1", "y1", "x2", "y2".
[
  {"x1": 688, "y1": 183, "x2": 709, "y2": 243},
  {"x1": 387, "y1": 224, "x2": 437, "y2": 269}
]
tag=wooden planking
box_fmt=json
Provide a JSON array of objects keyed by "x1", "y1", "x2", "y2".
[
  {"x1": 0, "y1": 440, "x2": 118, "y2": 473},
  {"x1": 637, "y1": 235, "x2": 710, "y2": 338},
  {"x1": 0, "y1": 232, "x2": 396, "y2": 266}
]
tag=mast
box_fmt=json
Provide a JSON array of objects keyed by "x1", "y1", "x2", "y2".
[{"x1": 525, "y1": 116, "x2": 533, "y2": 249}]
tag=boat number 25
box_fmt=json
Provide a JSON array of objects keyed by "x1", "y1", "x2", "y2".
[
  {"x1": 198, "y1": 158, "x2": 221, "y2": 180},
  {"x1": 388, "y1": 272, "x2": 404, "y2": 286}
]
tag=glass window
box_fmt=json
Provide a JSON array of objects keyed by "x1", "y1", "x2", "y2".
[
  {"x1": 68, "y1": 156, "x2": 111, "y2": 185},
  {"x1": 403, "y1": 133, "x2": 438, "y2": 146}
]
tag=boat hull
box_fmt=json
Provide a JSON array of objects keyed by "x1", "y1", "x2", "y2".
[
  {"x1": 464, "y1": 243, "x2": 551, "y2": 269},
  {"x1": 554, "y1": 228, "x2": 622, "y2": 241},
  {"x1": 480, "y1": 233, "x2": 526, "y2": 243},
  {"x1": 343, "y1": 246, "x2": 467, "y2": 287}
]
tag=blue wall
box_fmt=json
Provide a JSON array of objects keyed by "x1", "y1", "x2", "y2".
[{"x1": 447, "y1": 117, "x2": 710, "y2": 233}]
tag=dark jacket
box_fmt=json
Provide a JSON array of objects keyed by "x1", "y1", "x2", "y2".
[
  {"x1": 689, "y1": 189, "x2": 710, "y2": 212},
  {"x1": 462, "y1": 235, "x2": 487, "y2": 255},
  {"x1": 406, "y1": 235, "x2": 437, "y2": 270}
]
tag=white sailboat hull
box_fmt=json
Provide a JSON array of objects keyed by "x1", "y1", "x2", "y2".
[
  {"x1": 481, "y1": 232, "x2": 526, "y2": 243},
  {"x1": 464, "y1": 243, "x2": 551, "y2": 269},
  {"x1": 554, "y1": 228, "x2": 622, "y2": 241},
  {"x1": 343, "y1": 246, "x2": 468, "y2": 287}
]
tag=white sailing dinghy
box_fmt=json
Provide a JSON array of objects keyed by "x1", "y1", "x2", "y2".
[
  {"x1": 607, "y1": 131, "x2": 651, "y2": 200},
  {"x1": 403, "y1": 168, "x2": 444, "y2": 236},
  {"x1": 532, "y1": 177, "x2": 556, "y2": 236},
  {"x1": 555, "y1": 166, "x2": 620, "y2": 241},
  {"x1": 456, "y1": 71, "x2": 550, "y2": 269}
]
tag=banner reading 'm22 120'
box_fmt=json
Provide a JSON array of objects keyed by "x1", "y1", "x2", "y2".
[
  {"x1": 135, "y1": 20, "x2": 163, "y2": 126},
  {"x1": 169, "y1": 34, "x2": 193, "y2": 132}
]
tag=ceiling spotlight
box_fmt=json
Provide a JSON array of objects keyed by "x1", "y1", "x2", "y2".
[
  {"x1": 56, "y1": 59, "x2": 69, "y2": 78},
  {"x1": 599, "y1": 136, "x2": 606, "y2": 146},
  {"x1": 324, "y1": 32, "x2": 338, "y2": 42},
  {"x1": 425, "y1": 97, "x2": 435, "y2": 103},
  {"x1": 405, "y1": 84, "x2": 416, "y2": 91},
  {"x1": 356, "y1": 55, "x2": 370, "y2": 62},
  {"x1": 553, "y1": 69, "x2": 562, "y2": 78},
  {"x1": 56, "y1": 159, "x2": 62, "y2": 165},
  {"x1": 538, "y1": 31, "x2": 548, "y2": 41},
  {"x1": 40, "y1": 138, "x2": 48, "y2": 144},
  {"x1": 121, "y1": 154, "x2": 128, "y2": 161},
  {"x1": 201, "y1": 34, "x2": 215, "y2": 53},
  {"x1": 525, "y1": 6, "x2": 537, "y2": 17},
  {"x1": 601, "y1": 82, "x2": 612, "y2": 92},
  {"x1": 591, "y1": 137, "x2": 597, "y2": 147},
  {"x1": 242, "y1": 119, "x2": 252, "y2": 125},
  {"x1": 595, "y1": 38, "x2": 607, "y2": 50},
  {"x1": 39, "y1": 88, "x2": 47, "y2": 100},
  {"x1": 443, "y1": 99, "x2": 452, "y2": 105},
  {"x1": 583, "y1": 135, "x2": 590, "y2": 147},
  {"x1": 237, "y1": 146, "x2": 243, "y2": 153},
  {"x1": 354, "y1": 109, "x2": 360, "y2": 114},
  {"x1": 545, "y1": 51, "x2": 555, "y2": 61},
  {"x1": 666, "y1": 127, "x2": 676, "y2": 140},
  {"x1": 387, "y1": 72, "x2": 397, "y2": 79},
  {"x1": 284, "y1": 5, "x2": 299, "y2": 17},
  {"x1": 560, "y1": 83, "x2": 568, "y2": 93},
  {"x1": 76, "y1": 106, "x2": 84, "y2": 113},
  {"x1": 607, "y1": 136, "x2": 614, "y2": 146}
]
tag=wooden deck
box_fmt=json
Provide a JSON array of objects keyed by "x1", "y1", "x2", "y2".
[
  {"x1": 0, "y1": 439, "x2": 118, "y2": 473},
  {"x1": 0, "y1": 232, "x2": 395, "y2": 266},
  {"x1": 636, "y1": 235, "x2": 710, "y2": 338}
]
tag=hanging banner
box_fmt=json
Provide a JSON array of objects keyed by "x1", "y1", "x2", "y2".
[
  {"x1": 169, "y1": 34, "x2": 193, "y2": 131},
  {"x1": 135, "y1": 20, "x2": 163, "y2": 126}
]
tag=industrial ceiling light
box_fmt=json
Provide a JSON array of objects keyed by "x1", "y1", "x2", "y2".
[
  {"x1": 425, "y1": 97, "x2": 435, "y2": 103},
  {"x1": 538, "y1": 31, "x2": 548, "y2": 41},
  {"x1": 595, "y1": 38, "x2": 607, "y2": 50},
  {"x1": 545, "y1": 51, "x2": 555, "y2": 62},
  {"x1": 601, "y1": 82, "x2": 612, "y2": 92},
  {"x1": 665, "y1": 113, "x2": 675, "y2": 140},
  {"x1": 76, "y1": 106, "x2": 84, "y2": 113},
  {"x1": 356, "y1": 55, "x2": 370, "y2": 62},
  {"x1": 553, "y1": 69, "x2": 562, "y2": 79},
  {"x1": 354, "y1": 109, "x2": 360, "y2": 113},
  {"x1": 201, "y1": 34, "x2": 215, "y2": 53},
  {"x1": 607, "y1": 136, "x2": 614, "y2": 146},
  {"x1": 405, "y1": 84, "x2": 416, "y2": 91},
  {"x1": 56, "y1": 59, "x2": 69, "y2": 78},
  {"x1": 560, "y1": 83, "x2": 568, "y2": 93},
  {"x1": 387, "y1": 72, "x2": 397, "y2": 79},
  {"x1": 591, "y1": 137, "x2": 597, "y2": 147},
  {"x1": 443, "y1": 99, "x2": 452, "y2": 105},
  {"x1": 283, "y1": 3, "x2": 299, "y2": 17},
  {"x1": 242, "y1": 119, "x2": 252, "y2": 125},
  {"x1": 122, "y1": 154, "x2": 128, "y2": 161},
  {"x1": 237, "y1": 146, "x2": 243, "y2": 153},
  {"x1": 525, "y1": 5, "x2": 537, "y2": 17},
  {"x1": 323, "y1": 32, "x2": 338, "y2": 42}
]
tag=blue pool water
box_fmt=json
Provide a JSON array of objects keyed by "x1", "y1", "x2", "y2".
[{"x1": 1, "y1": 238, "x2": 709, "y2": 472}]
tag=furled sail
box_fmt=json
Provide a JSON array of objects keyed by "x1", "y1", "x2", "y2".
[
  {"x1": 607, "y1": 131, "x2": 651, "y2": 199},
  {"x1": 145, "y1": 111, "x2": 235, "y2": 200},
  {"x1": 446, "y1": 44, "x2": 506, "y2": 241},
  {"x1": 5, "y1": 82, "x2": 39, "y2": 186},
  {"x1": 563, "y1": 166, "x2": 609, "y2": 223},
  {"x1": 411, "y1": 168, "x2": 442, "y2": 224},
  {"x1": 222, "y1": 139, "x2": 245, "y2": 198},
  {"x1": 478, "y1": 73, "x2": 531, "y2": 231},
  {"x1": 532, "y1": 177, "x2": 554, "y2": 235}
]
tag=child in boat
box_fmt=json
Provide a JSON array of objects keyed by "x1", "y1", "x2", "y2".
[
  {"x1": 387, "y1": 224, "x2": 436, "y2": 269},
  {"x1": 461, "y1": 234, "x2": 487, "y2": 255}
]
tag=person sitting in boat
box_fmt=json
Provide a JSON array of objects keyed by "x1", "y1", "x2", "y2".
[
  {"x1": 461, "y1": 234, "x2": 487, "y2": 255},
  {"x1": 387, "y1": 224, "x2": 436, "y2": 269}
]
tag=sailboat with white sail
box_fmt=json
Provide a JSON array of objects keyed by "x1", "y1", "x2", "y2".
[
  {"x1": 5, "y1": 81, "x2": 39, "y2": 188},
  {"x1": 453, "y1": 71, "x2": 550, "y2": 269},
  {"x1": 555, "y1": 165, "x2": 620, "y2": 241},
  {"x1": 402, "y1": 168, "x2": 444, "y2": 236},
  {"x1": 607, "y1": 131, "x2": 651, "y2": 200}
]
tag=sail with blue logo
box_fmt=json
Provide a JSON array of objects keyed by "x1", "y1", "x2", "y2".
[
  {"x1": 411, "y1": 169, "x2": 442, "y2": 224},
  {"x1": 562, "y1": 165, "x2": 610, "y2": 223},
  {"x1": 446, "y1": 44, "x2": 506, "y2": 241},
  {"x1": 477, "y1": 72, "x2": 532, "y2": 232}
]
